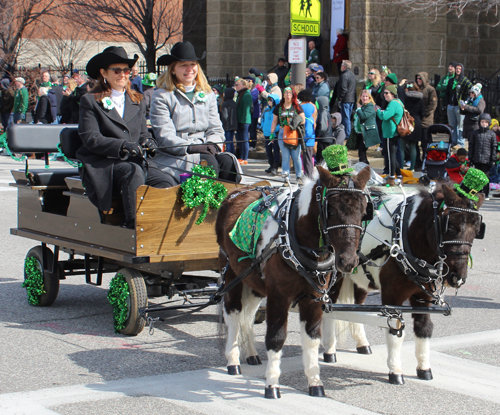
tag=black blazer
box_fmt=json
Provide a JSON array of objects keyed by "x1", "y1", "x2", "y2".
[{"x1": 77, "y1": 93, "x2": 151, "y2": 211}]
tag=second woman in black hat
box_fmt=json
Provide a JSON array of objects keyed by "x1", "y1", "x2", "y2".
[
  {"x1": 78, "y1": 46, "x2": 176, "y2": 229},
  {"x1": 150, "y1": 41, "x2": 241, "y2": 183}
]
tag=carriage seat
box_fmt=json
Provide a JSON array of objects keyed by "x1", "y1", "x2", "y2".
[{"x1": 7, "y1": 124, "x2": 80, "y2": 188}]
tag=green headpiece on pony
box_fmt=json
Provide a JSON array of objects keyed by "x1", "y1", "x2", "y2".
[
  {"x1": 454, "y1": 168, "x2": 489, "y2": 202},
  {"x1": 322, "y1": 145, "x2": 354, "y2": 175}
]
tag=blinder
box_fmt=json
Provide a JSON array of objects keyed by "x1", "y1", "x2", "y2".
[
  {"x1": 362, "y1": 201, "x2": 374, "y2": 222},
  {"x1": 439, "y1": 206, "x2": 485, "y2": 240}
]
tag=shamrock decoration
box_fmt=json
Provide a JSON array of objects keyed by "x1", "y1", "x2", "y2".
[
  {"x1": 181, "y1": 165, "x2": 227, "y2": 225},
  {"x1": 102, "y1": 97, "x2": 115, "y2": 110},
  {"x1": 194, "y1": 91, "x2": 208, "y2": 103}
]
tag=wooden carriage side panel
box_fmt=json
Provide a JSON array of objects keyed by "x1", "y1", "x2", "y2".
[{"x1": 135, "y1": 183, "x2": 242, "y2": 261}]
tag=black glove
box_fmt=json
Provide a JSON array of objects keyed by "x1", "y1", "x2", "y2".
[
  {"x1": 139, "y1": 137, "x2": 158, "y2": 156},
  {"x1": 187, "y1": 144, "x2": 220, "y2": 156},
  {"x1": 120, "y1": 141, "x2": 143, "y2": 158}
]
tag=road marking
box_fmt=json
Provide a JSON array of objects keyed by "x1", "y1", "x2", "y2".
[{"x1": 1, "y1": 330, "x2": 499, "y2": 414}]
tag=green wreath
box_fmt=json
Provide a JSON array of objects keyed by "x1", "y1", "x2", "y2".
[
  {"x1": 22, "y1": 257, "x2": 45, "y2": 306},
  {"x1": 108, "y1": 274, "x2": 130, "y2": 333},
  {"x1": 181, "y1": 164, "x2": 227, "y2": 225}
]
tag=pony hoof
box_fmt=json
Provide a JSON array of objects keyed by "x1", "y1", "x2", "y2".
[
  {"x1": 417, "y1": 368, "x2": 433, "y2": 380},
  {"x1": 323, "y1": 353, "x2": 337, "y2": 363},
  {"x1": 309, "y1": 385, "x2": 325, "y2": 397},
  {"x1": 388, "y1": 373, "x2": 405, "y2": 385},
  {"x1": 246, "y1": 355, "x2": 262, "y2": 365},
  {"x1": 265, "y1": 386, "x2": 281, "y2": 399},
  {"x1": 356, "y1": 346, "x2": 372, "y2": 355},
  {"x1": 227, "y1": 365, "x2": 242, "y2": 375}
]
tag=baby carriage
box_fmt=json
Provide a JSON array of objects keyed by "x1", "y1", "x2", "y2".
[{"x1": 423, "y1": 124, "x2": 453, "y2": 179}]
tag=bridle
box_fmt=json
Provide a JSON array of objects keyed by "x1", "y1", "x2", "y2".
[{"x1": 277, "y1": 176, "x2": 372, "y2": 304}]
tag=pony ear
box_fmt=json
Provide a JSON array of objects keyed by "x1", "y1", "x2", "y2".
[
  {"x1": 442, "y1": 184, "x2": 460, "y2": 205},
  {"x1": 354, "y1": 165, "x2": 371, "y2": 190},
  {"x1": 317, "y1": 165, "x2": 340, "y2": 187}
]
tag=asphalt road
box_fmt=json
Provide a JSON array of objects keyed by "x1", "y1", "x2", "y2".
[{"x1": 1, "y1": 154, "x2": 499, "y2": 415}]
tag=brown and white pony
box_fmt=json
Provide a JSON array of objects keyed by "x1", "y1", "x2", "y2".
[
  {"x1": 215, "y1": 166, "x2": 371, "y2": 398},
  {"x1": 323, "y1": 183, "x2": 485, "y2": 384}
]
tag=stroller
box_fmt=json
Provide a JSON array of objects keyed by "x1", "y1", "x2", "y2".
[{"x1": 422, "y1": 124, "x2": 453, "y2": 179}]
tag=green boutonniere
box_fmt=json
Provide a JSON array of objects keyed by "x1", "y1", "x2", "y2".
[{"x1": 102, "y1": 97, "x2": 115, "y2": 110}]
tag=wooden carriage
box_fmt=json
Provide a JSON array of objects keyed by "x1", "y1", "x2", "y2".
[{"x1": 8, "y1": 124, "x2": 243, "y2": 335}]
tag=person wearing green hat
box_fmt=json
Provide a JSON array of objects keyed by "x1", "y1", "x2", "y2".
[
  {"x1": 376, "y1": 84, "x2": 404, "y2": 185},
  {"x1": 142, "y1": 72, "x2": 157, "y2": 119}
]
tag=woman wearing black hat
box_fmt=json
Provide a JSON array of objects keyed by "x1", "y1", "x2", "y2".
[
  {"x1": 150, "y1": 41, "x2": 241, "y2": 183},
  {"x1": 78, "y1": 46, "x2": 176, "y2": 229}
]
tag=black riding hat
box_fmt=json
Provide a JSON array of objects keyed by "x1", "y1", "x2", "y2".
[
  {"x1": 86, "y1": 46, "x2": 138, "y2": 80},
  {"x1": 157, "y1": 41, "x2": 206, "y2": 66}
]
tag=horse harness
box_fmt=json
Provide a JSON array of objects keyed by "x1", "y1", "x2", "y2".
[
  {"x1": 358, "y1": 192, "x2": 485, "y2": 304},
  {"x1": 212, "y1": 178, "x2": 370, "y2": 306}
]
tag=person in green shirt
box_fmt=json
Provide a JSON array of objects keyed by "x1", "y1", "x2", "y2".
[
  {"x1": 234, "y1": 78, "x2": 252, "y2": 164},
  {"x1": 307, "y1": 41, "x2": 320, "y2": 65},
  {"x1": 376, "y1": 84, "x2": 404, "y2": 184},
  {"x1": 13, "y1": 77, "x2": 29, "y2": 123},
  {"x1": 435, "y1": 62, "x2": 456, "y2": 123},
  {"x1": 39, "y1": 70, "x2": 52, "y2": 88}
]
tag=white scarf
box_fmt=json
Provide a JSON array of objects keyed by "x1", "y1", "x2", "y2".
[{"x1": 110, "y1": 89, "x2": 126, "y2": 118}]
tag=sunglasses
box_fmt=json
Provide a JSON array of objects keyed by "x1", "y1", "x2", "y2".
[
  {"x1": 108, "y1": 67, "x2": 132, "y2": 75},
  {"x1": 383, "y1": 91, "x2": 391, "y2": 95},
  {"x1": 314, "y1": 76, "x2": 321, "y2": 79},
  {"x1": 368, "y1": 72, "x2": 375, "y2": 75}
]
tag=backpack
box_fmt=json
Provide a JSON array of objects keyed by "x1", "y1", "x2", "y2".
[{"x1": 391, "y1": 100, "x2": 415, "y2": 137}]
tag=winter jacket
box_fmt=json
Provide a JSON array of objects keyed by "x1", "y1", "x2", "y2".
[
  {"x1": 306, "y1": 74, "x2": 315, "y2": 90},
  {"x1": 261, "y1": 94, "x2": 280, "y2": 137},
  {"x1": 332, "y1": 34, "x2": 348, "y2": 63},
  {"x1": 331, "y1": 112, "x2": 346, "y2": 145},
  {"x1": 150, "y1": 87, "x2": 224, "y2": 183},
  {"x1": 302, "y1": 102, "x2": 316, "y2": 146},
  {"x1": 469, "y1": 114, "x2": 497, "y2": 166},
  {"x1": 445, "y1": 154, "x2": 470, "y2": 183},
  {"x1": 311, "y1": 80, "x2": 330, "y2": 100},
  {"x1": 356, "y1": 102, "x2": 380, "y2": 147},
  {"x1": 489, "y1": 162, "x2": 500, "y2": 184},
  {"x1": 307, "y1": 48, "x2": 320, "y2": 65},
  {"x1": 377, "y1": 98, "x2": 404, "y2": 138},
  {"x1": 13, "y1": 87, "x2": 28, "y2": 114},
  {"x1": 0, "y1": 85, "x2": 14, "y2": 114},
  {"x1": 460, "y1": 95, "x2": 485, "y2": 126},
  {"x1": 446, "y1": 64, "x2": 473, "y2": 106},
  {"x1": 315, "y1": 96, "x2": 333, "y2": 140},
  {"x1": 48, "y1": 85, "x2": 64, "y2": 120},
  {"x1": 416, "y1": 72, "x2": 438, "y2": 128},
  {"x1": 260, "y1": 73, "x2": 282, "y2": 100},
  {"x1": 363, "y1": 81, "x2": 381, "y2": 103},
  {"x1": 221, "y1": 87, "x2": 238, "y2": 131},
  {"x1": 33, "y1": 95, "x2": 53, "y2": 124},
  {"x1": 250, "y1": 87, "x2": 260, "y2": 118},
  {"x1": 236, "y1": 89, "x2": 252, "y2": 124},
  {"x1": 436, "y1": 71, "x2": 454, "y2": 100},
  {"x1": 404, "y1": 90, "x2": 424, "y2": 142},
  {"x1": 338, "y1": 69, "x2": 356, "y2": 103}
]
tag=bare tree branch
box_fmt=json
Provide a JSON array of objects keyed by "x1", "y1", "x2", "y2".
[{"x1": 66, "y1": 0, "x2": 201, "y2": 72}]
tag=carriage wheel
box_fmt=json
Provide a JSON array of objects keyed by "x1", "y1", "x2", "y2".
[
  {"x1": 23, "y1": 246, "x2": 60, "y2": 307},
  {"x1": 108, "y1": 268, "x2": 147, "y2": 336}
]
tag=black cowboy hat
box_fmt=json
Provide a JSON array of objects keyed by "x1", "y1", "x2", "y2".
[
  {"x1": 86, "y1": 46, "x2": 138, "y2": 80},
  {"x1": 157, "y1": 41, "x2": 206, "y2": 66}
]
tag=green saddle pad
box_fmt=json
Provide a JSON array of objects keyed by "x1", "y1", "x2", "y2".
[{"x1": 229, "y1": 198, "x2": 274, "y2": 260}]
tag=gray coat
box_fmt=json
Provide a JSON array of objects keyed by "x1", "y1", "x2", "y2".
[
  {"x1": 150, "y1": 87, "x2": 224, "y2": 182},
  {"x1": 77, "y1": 93, "x2": 151, "y2": 211}
]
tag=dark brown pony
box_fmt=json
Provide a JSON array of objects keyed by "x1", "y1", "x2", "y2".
[
  {"x1": 215, "y1": 166, "x2": 371, "y2": 398},
  {"x1": 323, "y1": 183, "x2": 485, "y2": 384}
]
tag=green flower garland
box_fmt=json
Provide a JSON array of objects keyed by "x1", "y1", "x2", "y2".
[
  {"x1": 181, "y1": 164, "x2": 228, "y2": 225},
  {"x1": 0, "y1": 132, "x2": 26, "y2": 162},
  {"x1": 56, "y1": 143, "x2": 82, "y2": 167},
  {"x1": 22, "y1": 257, "x2": 45, "y2": 306},
  {"x1": 108, "y1": 274, "x2": 130, "y2": 333}
]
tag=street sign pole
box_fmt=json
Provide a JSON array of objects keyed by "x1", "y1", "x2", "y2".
[
  {"x1": 289, "y1": 0, "x2": 321, "y2": 89},
  {"x1": 291, "y1": 36, "x2": 306, "y2": 87}
]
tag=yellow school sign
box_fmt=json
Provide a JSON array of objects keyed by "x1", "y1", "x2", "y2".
[{"x1": 290, "y1": 0, "x2": 321, "y2": 37}]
